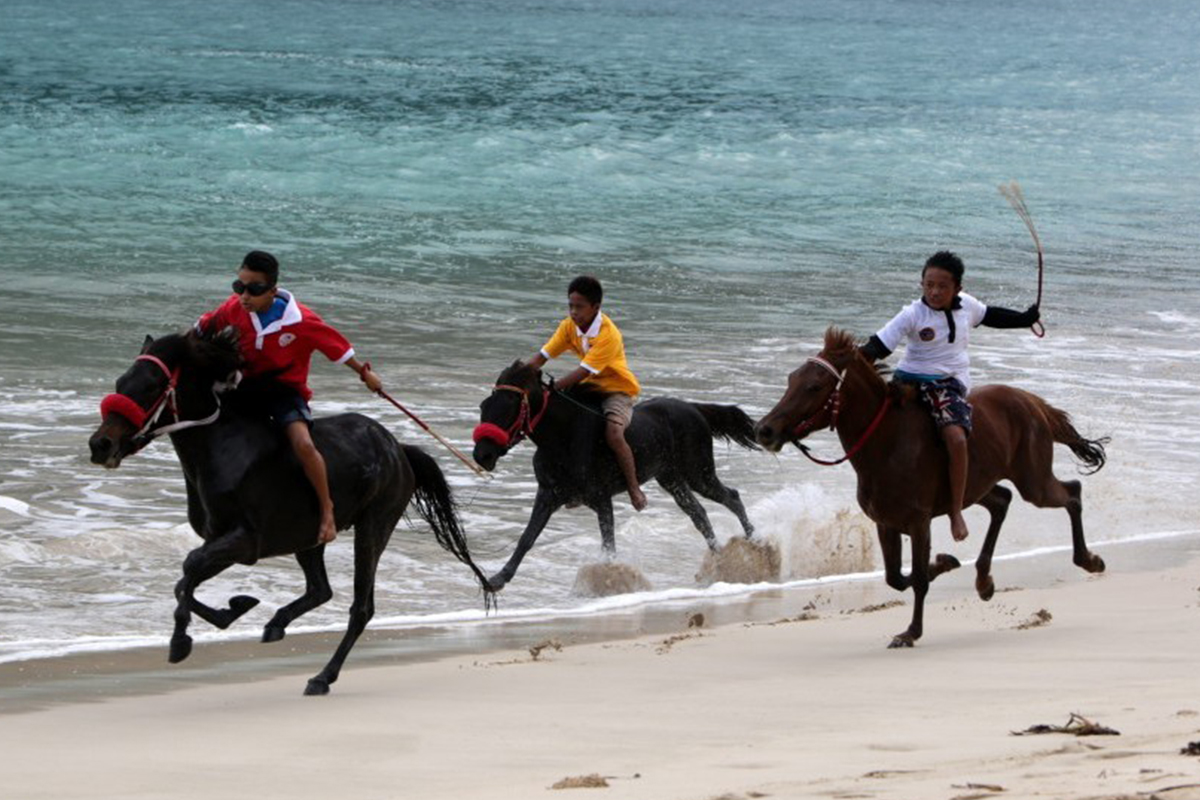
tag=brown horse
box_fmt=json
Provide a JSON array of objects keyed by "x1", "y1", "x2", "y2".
[{"x1": 755, "y1": 327, "x2": 1107, "y2": 648}]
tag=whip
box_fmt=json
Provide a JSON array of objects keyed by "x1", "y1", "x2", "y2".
[
  {"x1": 364, "y1": 364, "x2": 490, "y2": 479},
  {"x1": 998, "y1": 181, "x2": 1046, "y2": 337}
]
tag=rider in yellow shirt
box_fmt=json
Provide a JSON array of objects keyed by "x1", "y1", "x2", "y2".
[{"x1": 527, "y1": 275, "x2": 646, "y2": 510}]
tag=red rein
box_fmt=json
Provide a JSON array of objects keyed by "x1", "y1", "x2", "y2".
[{"x1": 472, "y1": 384, "x2": 550, "y2": 449}]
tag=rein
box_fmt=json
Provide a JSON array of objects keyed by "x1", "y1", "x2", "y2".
[
  {"x1": 790, "y1": 355, "x2": 891, "y2": 466},
  {"x1": 472, "y1": 383, "x2": 551, "y2": 450},
  {"x1": 100, "y1": 354, "x2": 236, "y2": 446}
]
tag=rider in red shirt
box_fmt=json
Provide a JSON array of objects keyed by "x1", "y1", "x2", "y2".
[{"x1": 197, "y1": 250, "x2": 382, "y2": 545}]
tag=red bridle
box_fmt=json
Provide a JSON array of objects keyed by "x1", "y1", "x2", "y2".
[
  {"x1": 472, "y1": 383, "x2": 551, "y2": 450},
  {"x1": 99, "y1": 354, "x2": 180, "y2": 436},
  {"x1": 790, "y1": 355, "x2": 891, "y2": 466}
]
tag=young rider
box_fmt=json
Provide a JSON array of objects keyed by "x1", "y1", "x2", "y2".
[
  {"x1": 526, "y1": 275, "x2": 646, "y2": 511},
  {"x1": 196, "y1": 250, "x2": 382, "y2": 545},
  {"x1": 859, "y1": 250, "x2": 1039, "y2": 543}
]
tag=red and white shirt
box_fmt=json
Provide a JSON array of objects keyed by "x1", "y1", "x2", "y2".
[{"x1": 196, "y1": 289, "x2": 354, "y2": 400}]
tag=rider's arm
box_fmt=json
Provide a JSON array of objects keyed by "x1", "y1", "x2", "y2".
[
  {"x1": 552, "y1": 365, "x2": 592, "y2": 391},
  {"x1": 526, "y1": 352, "x2": 549, "y2": 369},
  {"x1": 981, "y1": 303, "x2": 1039, "y2": 329},
  {"x1": 859, "y1": 335, "x2": 892, "y2": 362}
]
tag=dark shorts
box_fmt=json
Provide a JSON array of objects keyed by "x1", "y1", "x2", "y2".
[
  {"x1": 895, "y1": 375, "x2": 973, "y2": 434},
  {"x1": 265, "y1": 387, "x2": 313, "y2": 429}
]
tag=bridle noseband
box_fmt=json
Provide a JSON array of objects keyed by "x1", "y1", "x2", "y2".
[
  {"x1": 472, "y1": 383, "x2": 551, "y2": 450},
  {"x1": 100, "y1": 353, "x2": 237, "y2": 447},
  {"x1": 789, "y1": 354, "x2": 891, "y2": 466}
]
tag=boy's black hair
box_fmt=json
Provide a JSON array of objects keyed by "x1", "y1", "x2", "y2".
[
  {"x1": 242, "y1": 250, "x2": 280, "y2": 285},
  {"x1": 923, "y1": 250, "x2": 964, "y2": 285},
  {"x1": 567, "y1": 274, "x2": 603, "y2": 305}
]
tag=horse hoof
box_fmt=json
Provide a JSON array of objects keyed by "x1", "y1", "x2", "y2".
[
  {"x1": 262, "y1": 626, "x2": 285, "y2": 644},
  {"x1": 229, "y1": 595, "x2": 260, "y2": 616},
  {"x1": 976, "y1": 577, "x2": 996, "y2": 602},
  {"x1": 169, "y1": 635, "x2": 193, "y2": 663},
  {"x1": 934, "y1": 554, "x2": 961, "y2": 572},
  {"x1": 304, "y1": 678, "x2": 330, "y2": 696},
  {"x1": 887, "y1": 634, "x2": 915, "y2": 649}
]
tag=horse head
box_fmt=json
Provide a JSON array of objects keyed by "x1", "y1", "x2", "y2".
[
  {"x1": 89, "y1": 328, "x2": 242, "y2": 468},
  {"x1": 755, "y1": 327, "x2": 868, "y2": 452},
  {"x1": 472, "y1": 359, "x2": 550, "y2": 472}
]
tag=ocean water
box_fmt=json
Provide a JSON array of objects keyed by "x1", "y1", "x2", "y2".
[{"x1": 2, "y1": 0, "x2": 1199, "y2": 663}]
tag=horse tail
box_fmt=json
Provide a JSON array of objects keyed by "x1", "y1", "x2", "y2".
[
  {"x1": 402, "y1": 444, "x2": 497, "y2": 611},
  {"x1": 691, "y1": 403, "x2": 761, "y2": 451},
  {"x1": 1042, "y1": 401, "x2": 1109, "y2": 475}
]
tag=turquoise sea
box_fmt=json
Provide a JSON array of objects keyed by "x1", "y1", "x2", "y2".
[{"x1": 2, "y1": 0, "x2": 1199, "y2": 663}]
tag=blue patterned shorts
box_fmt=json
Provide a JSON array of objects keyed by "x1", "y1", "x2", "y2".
[{"x1": 896, "y1": 376, "x2": 973, "y2": 434}]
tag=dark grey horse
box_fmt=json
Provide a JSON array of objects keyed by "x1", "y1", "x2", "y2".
[
  {"x1": 88, "y1": 329, "x2": 492, "y2": 695},
  {"x1": 472, "y1": 360, "x2": 758, "y2": 591}
]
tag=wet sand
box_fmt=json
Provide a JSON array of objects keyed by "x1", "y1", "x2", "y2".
[{"x1": 2, "y1": 534, "x2": 1199, "y2": 799}]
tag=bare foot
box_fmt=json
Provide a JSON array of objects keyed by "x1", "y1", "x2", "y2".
[
  {"x1": 318, "y1": 512, "x2": 337, "y2": 544},
  {"x1": 949, "y1": 513, "x2": 969, "y2": 542},
  {"x1": 629, "y1": 486, "x2": 648, "y2": 512}
]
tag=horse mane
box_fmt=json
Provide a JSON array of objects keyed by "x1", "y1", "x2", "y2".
[
  {"x1": 148, "y1": 326, "x2": 243, "y2": 382},
  {"x1": 823, "y1": 326, "x2": 904, "y2": 397},
  {"x1": 822, "y1": 327, "x2": 861, "y2": 364},
  {"x1": 496, "y1": 359, "x2": 540, "y2": 387}
]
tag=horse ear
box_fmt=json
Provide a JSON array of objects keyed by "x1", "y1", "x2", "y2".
[{"x1": 141, "y1": 335, "x2": 154, "y2": 354}]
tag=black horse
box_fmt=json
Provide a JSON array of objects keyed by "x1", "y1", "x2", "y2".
[
  {"x1": 88, "y1": 329, "x2": 493, "y2": 695},
  {"x1": 471, "y1": 361, "x2": 759, "y2": 590}
]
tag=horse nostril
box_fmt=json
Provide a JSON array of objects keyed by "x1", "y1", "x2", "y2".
[
  {"x1": 755, "y1": 423, "x2": 774, "y2": 441},
  {"x1": 89, "y1": 435, "x2": 114, "y2": 464}
]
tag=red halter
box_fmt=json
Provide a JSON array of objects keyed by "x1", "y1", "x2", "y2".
[
  {"x1": 472, "y1": 383, "x2": 550, "y2": 450},
  {"x1": 99, "y1": 354, "x2": 179, "y2": 434}
]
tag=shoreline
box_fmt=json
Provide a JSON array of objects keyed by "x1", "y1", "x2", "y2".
[
  {"x1": 3, "y1": 531, "x2": 1197, "y2": 716},
  {"x1": 0, "y1": 532, "x2": 1197, "y2": 799}
]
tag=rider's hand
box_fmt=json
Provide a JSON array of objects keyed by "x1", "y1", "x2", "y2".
[
  {"x1": 361, "y1": 367, "x2": 383, "y2": 393},
  {"x1": 1026, "y1": 303, "x2": 1040, "y2": 323}
]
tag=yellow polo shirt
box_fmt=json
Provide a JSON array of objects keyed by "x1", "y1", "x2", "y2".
[{"x1": 541, "y1": 312, "x2": 640, "y2": 397}]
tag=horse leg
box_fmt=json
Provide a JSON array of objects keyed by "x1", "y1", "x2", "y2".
[
  {"x1": 876, "y1": 524, "x2": 908, "y2": 592},
  {"x1": 262, "y1": 545, "x2": 334, "y2": 643},
  {"x1": 889, "y1": 523, "x2": 932, "y2": 648},
  {"x1": 690, "y1": 470, "x2": 754, "y2": 539},
  {"x1": 170, "y1": 529, "x2": 257, "y2": 663},
  {"x1": 1063, "y1": 479, "x2": 1105, "y2": 573},
  {"x1": 188, "y1": 594, "x2": 260, "y2": 630},
  {"x1": 1012, "y1": 473, "x2": 1105, "y2": 574},
  {"x1": 594, "y1": 495, "x2": 617, "y2": 557},
  {"x1": 305, "y1": 520, "x2": 386, "y2": 696},
  {"x1": 488, "y1": 489, "x2": 562, "y2": 591},
  {"x1": 972, "y1": 484, "x2": 1013, "y2": 601},
  {"x1": 657, "y1": 478, "x2": 719, "y2": 551}
]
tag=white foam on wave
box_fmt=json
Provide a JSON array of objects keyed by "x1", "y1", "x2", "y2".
[
  {"x1": 745, "y1": 484, "x2": 878, "y2": 579},
  {"x1": 0, "y1": 495, "x2": 31, "y2": 516}
]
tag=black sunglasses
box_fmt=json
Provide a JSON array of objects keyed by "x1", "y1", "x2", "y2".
[{"x1": 232, "y1": 279, "x2": 274, "y2": 297}]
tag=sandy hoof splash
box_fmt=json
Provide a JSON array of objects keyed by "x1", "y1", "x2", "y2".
[
  {"x1": 571, "y1": 562, "x2": 652, "y2": 597},
  {"x1": 695, "y1": 537, "x2": 781, "y2": 586}
]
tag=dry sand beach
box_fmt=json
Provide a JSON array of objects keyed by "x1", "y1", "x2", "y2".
[{"x1": 2, "y1": 537, "x2": 1199, "y2": 800}]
